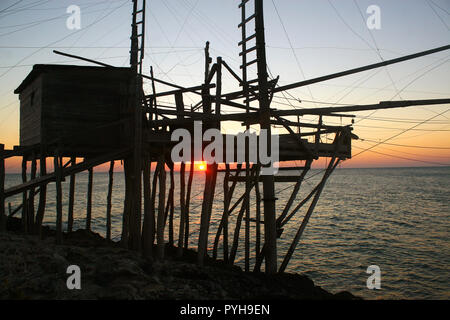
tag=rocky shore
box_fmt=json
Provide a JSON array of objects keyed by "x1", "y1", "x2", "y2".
[{"x1": 0, "y1": 219, "x2": 358, "y2": 300}]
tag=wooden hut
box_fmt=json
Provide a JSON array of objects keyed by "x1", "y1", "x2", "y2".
[{"x1": 14, "y1": 65, "x2": 135, "y2": 156}]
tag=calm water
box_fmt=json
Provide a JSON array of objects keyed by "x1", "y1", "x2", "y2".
[{"x1": 5, "y1": 166, "x2": 450, "y2": 299}]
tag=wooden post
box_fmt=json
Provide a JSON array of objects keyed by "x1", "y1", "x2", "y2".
[
  {"x1": 142, "y1": 156, "x2": 154, "y2": 259},
  {"x1": 150, "y1": 161, "x2": 159, "y2": 250},
  {"x1": 204, "y1": 41, "x2": 211, "y2": 88},
  {"x1": 197, "y1": 162, "x2": 218, "y2": 266},
  {"x1": 28, "y1": 152, "x2": 37, "y2": 232},
  {"x1": 0, "y1": 144, "x2": 5, "y2": 232},
  {"x1": 215, "y1": 56, "x2": 222, "y2": 115},
  {"x1": 21, "y1": 156, "x2": 28, "y2": 233},
  {"x1": 106, "y1": 160, "x2": 114, "y2": 240},
  {"x1": 254, "y1": 165, "x2": 262, "y2": 265},
  {"x1": 165, "y1": 164, "x2": 175, "y2": 246},
  {"x1": 177, "y1": 162, "x2": 186, "y2": 256},
  {"x1": 156, "y1": 157, "x2": 166, "y2": 260},
  {"x1": 121, "y1": 161, "x2": 131, "y2": 248},
  {"x1": 86, "y1": 166, "x2": 93, "y2": 231},
  {"x1": 67, "y1": 157, "x2": 76, "y2": 232},
  {"x1": 150, "y1": 66, "x2": 158, "y2": 121},
  {"x1": 184, "y1": 155, "x2": 194, "y2": 249},
  {"x1": 255, "y1": 0, "x2": 277, "y2": 274},
  {"x1": 212, "y1": 165, "x2": 230, "y2": 260},
  {"x1": 35, "y1": 148, "x2": 47, "y2": 236},
  {"x1": 212, "y1": 164, "x2": 241, "y2": 261},
  {"x1": 229, "y1": 167, "x2": 256, "y2": 265},
  {"x1": 221, "y1": 165, "x2": 230, "y2": 262},
  {"x1": 244, "y1": 162, "x2": 250, "y2": 272},
  {"x1": 54, "y1": 150, "x2": 63, "y2": 244}
]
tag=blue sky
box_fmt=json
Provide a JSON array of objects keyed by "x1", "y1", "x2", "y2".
[{"x1": 0, "y1": 0, "x2": 449, "y2": 167}]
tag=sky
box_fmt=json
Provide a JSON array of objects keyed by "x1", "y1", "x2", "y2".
[{"x1": 0, "y1": 0, "x2": 449, "y2": 171}]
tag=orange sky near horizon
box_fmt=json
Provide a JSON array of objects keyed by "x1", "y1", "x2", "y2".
[{"x1": 0, "y1": 0, "x2": 449, "y2": 172}]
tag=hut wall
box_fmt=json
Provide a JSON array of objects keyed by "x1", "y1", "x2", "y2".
[{"x1": 19, "y1": 75, "x2": 43, "y2": 146}]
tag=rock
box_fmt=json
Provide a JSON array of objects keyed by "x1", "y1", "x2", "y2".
[{"x1": 0, "y1": 230, "x2": 359, "y2": 300}]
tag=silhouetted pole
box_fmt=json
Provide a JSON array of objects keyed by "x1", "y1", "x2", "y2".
[
  {"x1": 35, "y1": 146, "x2": 46, "y2": 236},
  {"x1": 184, "y1": 153, "x2": 194, "y2": 250},
  {"x1": 54, "y1": 150, "x2": 63, "y2": 244},
  {"x1": 28, "y1": 152, "x2": 37, "y2": 232},
  {"x1": 21, "y1": 156, "x2": 27, "y2": 233},
  {"x1": 86, "y1": 167, "x2": 93, "y2": 231},
  {"x1": 142, "y1": 156, "x2": 153, "y2": 259},
  {"x1": 255, "y1": 0, "x2": 277, "y2": 274},
  {"x1": 156, "y1": 157, "x2": 166, "y2": 260},
  {"x1": 67, "y1": 157, "x2": 76, "y2": 232},
  {"x1": 106, "y1": 160, "x2": 114, "y2": 240}
]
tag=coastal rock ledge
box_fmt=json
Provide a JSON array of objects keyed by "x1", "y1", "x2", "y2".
[{"x1": 0, "y1": 228, "x2": 358, "y2": 300}]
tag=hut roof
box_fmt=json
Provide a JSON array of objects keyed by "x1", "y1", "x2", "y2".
[{"x1": 14, "y1": 64, "x2": 131, "y2": 94}]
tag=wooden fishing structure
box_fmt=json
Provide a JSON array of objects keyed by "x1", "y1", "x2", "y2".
[{"x1": 1, "y1": 0, "x2": 449, "y2": 274}]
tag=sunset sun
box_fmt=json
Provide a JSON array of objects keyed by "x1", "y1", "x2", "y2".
[{"x1": 197, "y1": 162, "x2": 206, "y2": 171}]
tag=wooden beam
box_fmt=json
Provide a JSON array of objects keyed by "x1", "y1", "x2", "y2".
[
  {"x1": 277, "y1": 161, "x2": 311, "y2": 228},
  {"x1": 222, "y1": 44, "x2": 450, "y2": 99},
  {"x1": 273, "y1": 45, "x2": 450, "y2": 93},
  {"x1": 228, "y1": 175, "x2": 310, "y2": 183},
  {"x1": 279, "y1": 158, "x2": 340, "y2": 273},
  {"x1": 146, "y1": 83, "x2": 215, "y2": 99},
  {"x1": 272, "y1": 99, "x2": 450, "y2": 117},
  {"x1": 4, "y1": 148, "x2": 131, "y2": 198}
]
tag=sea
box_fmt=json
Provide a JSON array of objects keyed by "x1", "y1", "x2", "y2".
[{"x1": 4, "y1": 166, "x2": 450, "y2": 300}]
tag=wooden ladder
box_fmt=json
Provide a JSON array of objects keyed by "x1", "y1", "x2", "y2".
[
  {"x1": 238, "y1": 0, "x2": 259, "y2": 106},
  {"x1": 131, "y1": 0, "x2": 146, "y2": 74}
]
